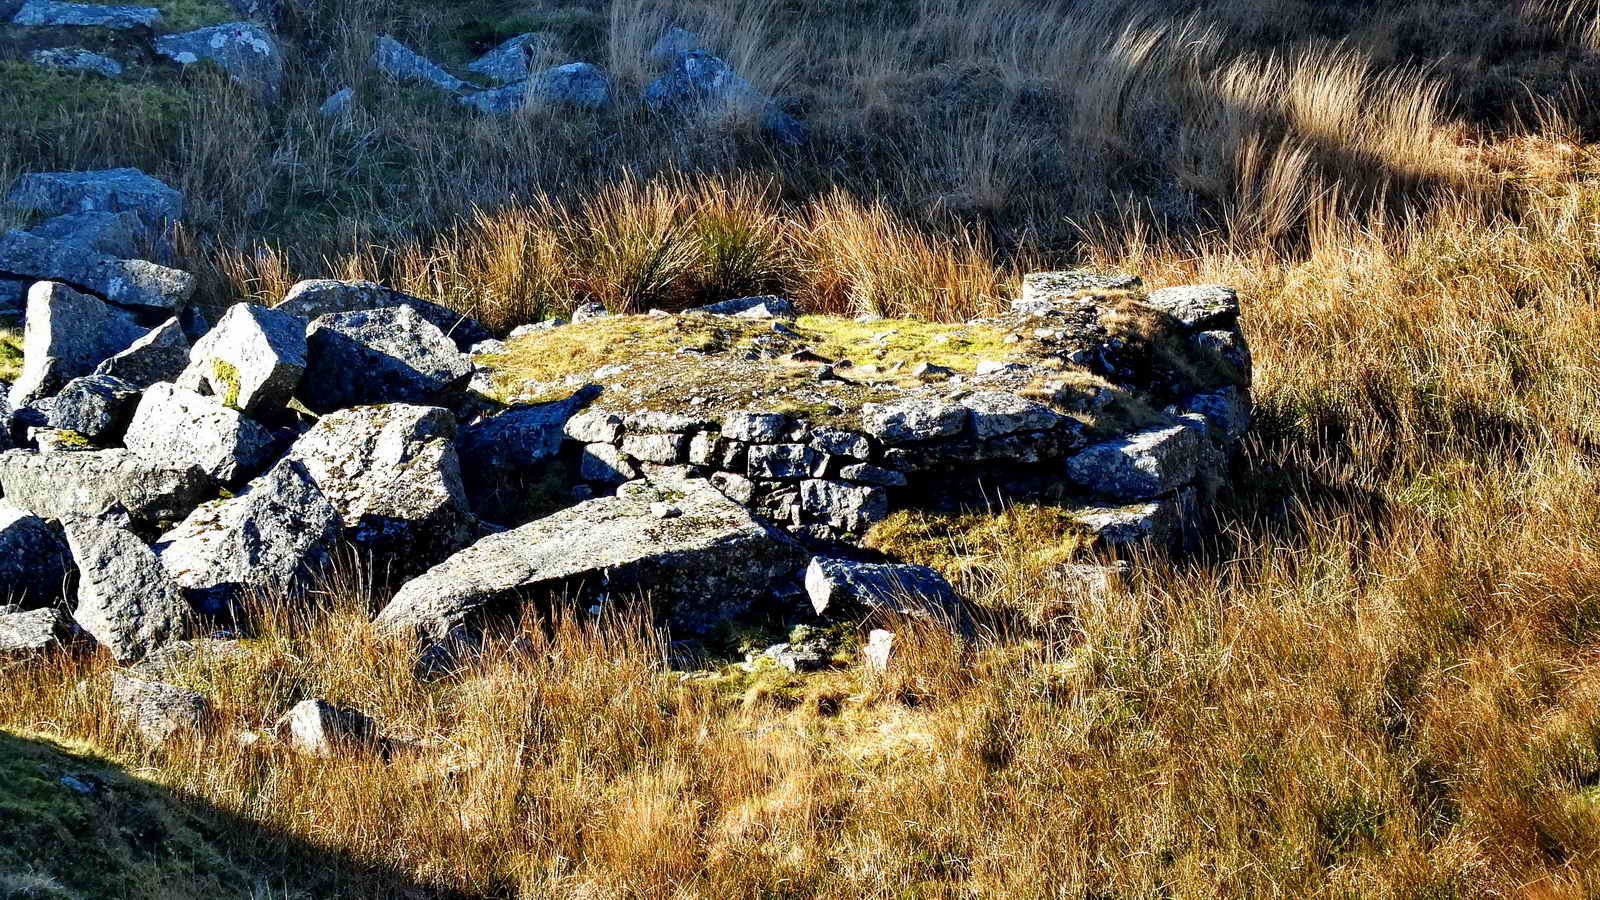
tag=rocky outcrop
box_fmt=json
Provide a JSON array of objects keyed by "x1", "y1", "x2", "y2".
[
  {"x1": 0, "y1": 448, "x2": 211, "y2": 527},
  {"x1": 376, "y1": 475, "x2": 808, "y2": 640},
  {"x1": 154, "y1": 22, "x2": 283, "y2": 96},
  {"x1": 6, "y1": 168, "x2": 183, "y2": 234},
  {"x1": 155, "y1": 459, "x2": 341, "y2": 616},
  {"x1": 287, "y1": 404, "x2": 475, "y2": 572},
  {"x1": 0, "y1": 504, "x2": 72, "y2": 607},
  {"x1": 299, "y1": 305, "x2": 473, "y2": 414},
  {"x1": 175, "y1": 302, "x2": 306, "y2": 414},
  {"x1": 9, "y1": 281, "x2": 145, "y2": 407},
  {"x1": 125, "y1": 383, "x2": 277, "y2": 486},
  {"x1": 64, "y1": 516, "x2": 190, "y2": 662}
]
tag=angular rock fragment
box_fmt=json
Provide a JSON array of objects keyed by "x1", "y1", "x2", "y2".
[
  {"x1": 0, "y1": 606, "x2": 73, "y2": 656},
  {"x1": 287, "y1": 404, "x2": 474, "y2": 571},
  {"x1": 467, "y1": 32, "x2": 550, "y2": 83},
  {"x1": 0, "y1": 503, "x2": 72, "y2": 607},
  {"x1": 1064, "y1": 421, "x2": 1202, "y2": 501},
  {"x1": 0, "y1": 448, "x2": 211, "y2": 526},
  {"x1": 49, "y1": 374, "x2": 139, "y2": 443},
  {"x1": 93, "y1": 317, "x2": 190, "y2": 388},
  {"x1": 799, "y1": 479, "x2": 888, "y2": 533},
  {"x1": 274, "y1": 698, "x2": 377, "y2": 757},
  {"x1": 460, "y1": 62, "x2": 611, "y2": 113},
  {"x1": 111, "y1": 673, "x2": 210, "y2": 743},
  {"x1": 376, "y1": 476, "x2": 808, "y2": 639},
  {"x1": 804, "y1": 557, "x2": 966, "y2": 627},
  {"x1": 748, "y1": 443, "x2": 822, "y2": 480},
  {"x1": 959, "y1": 391, "x2": 1066, "y2": 439},
  {"x1": 861, "y1": 396, "x2": 968, "y2": 443},
  {"x1": 11, "y1": 1, "x2": 159, "y2": 28},
  {"x1": 371, "y1": 35, "x2": 468, "y2": 92},
  {"x1": 809, "y1": 427, "x2": 872, "y2": 459},
  {"x1": 0, "y1": 231, "x2": 194, "y2": 314},
  {"x1": 690, "y1": 295, "x2": 796, "y2": 319},
  {"x1": 275, "y1": 278, "x2": 489, "y2": 350},
  {"x1": 722, "y1": 410, "x2": 790, "y2": 442},
  {"x1": 1145, "y1": 285, "x2": 1239, "y2": 330},
  {"x1": 155, "y1": 22, "x2": 283, "y2": 95},
  {"x1": 457, "y1": 389, "x2": 597, "y2": 494},
  {"x1": 620, "y1": 433, "x2": 688, "y2": 465},
  {"x1": 125, "y1": 383, "x2": 277, "y2": 486},
  {"x1": 9, "y1": 281, "x2": 144, "y2": 406},
  {"x1": 25, "y1": 210, "x2": 140, "y2": 256},
  {"x1": 862, "y1": 627, "x2": 895, "y2": 673},
  {"x1": 1013, "y1": 270, "x2": 1141, "y2": 314},
  {"x1": 176, "y1": 302, "x2": 306, "y2": 414},
  {"x1": 318, "y1": 86, "x2": 354, "y2": 118},
  {"x1": 6, "y1": 168, "x2": 182, "y2": 233},
  {"x1": 649, "y1": 26, "x2": 701, "y2": 62},
  {"x1": 580, "y1": 442, "x2": 638, "y2": 484},
  {"x1": 1071, "y1": 488, "x2": 1196, "y2": 546},
  {"x1": 1180, "y1": 386, "x2": 1252, "y2": 442},
  {"x1": 156, "y1": 459, "x2": 339, "y2": 615},
  {"x1": 64, "y1": 516, "x2": 189, "y2": 662},
  {"x1": 837, "y1": 463, "x2": 906, "y2": 487},
  {"x1": 300, "y1": 306, "x2": 473, "y2": 413}
]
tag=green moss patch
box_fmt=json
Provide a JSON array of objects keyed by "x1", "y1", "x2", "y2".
[
  {"x1": 0, "y1": 328, "x2": 23, "y2": 384},
  {"x1": 864, "y1": 505, "x2": 1095, "y2": 580}
]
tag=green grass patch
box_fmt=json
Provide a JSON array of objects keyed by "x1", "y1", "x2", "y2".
[
  {"x1": 0, "y1": 328, "x2": 22, "y2": 383},
  {"x1": 864, "y1": 505, "x2": 1095, "y2": 579}
]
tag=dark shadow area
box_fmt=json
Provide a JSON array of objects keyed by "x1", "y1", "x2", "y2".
[{"x1": 0, "y1": 730, "x2": 477, "y2": 899}]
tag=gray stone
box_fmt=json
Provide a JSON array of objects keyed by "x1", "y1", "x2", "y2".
[
  {"x1": 0, "y1": 503, "x2": 72, "y2": 607},
  {"x1": 862, "y1": 628, "x2": 894, "y2": 673},
  {"x1": 176, "y1": 302, "x2": 307, "y2": 414},
  {"x1": 645, "y1": 50, "x2": 759, "y2": 111},
  {"x1": 748, "y1": 443, "x2": 822, "y2": 480},
  {"x1": 458, "y1": 391, "x2": 597, "y2": 499},
  {"x1": 466, "y1": 32, "x2": 551, "y2": 83},
  {"x1": 125, "y1": 383, "x2": 276, "y2": 486},
  {"x1": 318, "y1": 87, "x2": 354, "y2": 118},
  {"x1": 10, "y1": 281, "x2": 145, "y2": 407},
  {"x1": 111, "y1": 673, "x2": 210, "y2": 743},
  {"x1": 960, "y1": 391, "x2": 1066, "y2": 439},
  {"x1": 649, "y1": 26, "x2": 701, "y2": 62},
  {"x1": 0, "y1": 231, "x2": 194, "y2": 314},
  {"x1": 375, "y1": 475, "x2": 808, "y2": 639},
  {"x1": 710, "y1": 471, "x2": 755, "y2": 504},
  {"x1": 572, "y1": 300, "x2": 608, "y2": 322},
  {"x1": 459, "y1": 62, "x2": 611, "y2": 114},
  {"x1": 275, "y1": 279, "x2": 489, "y2": 350},
  {"x1": 623, "y1": 410, "x2": 711, "y2": 433},
  {"x1": 809, "y1": 427, "x2": 871, "y2": 460},
  {"x1": 0, "y1": 276, "x2": 25, "y2": 313},
  {"x1": 10, "y1": 1, "x2": 159, "y2": 28},
  {"x1": 691, "y1": 295, "x2": 796, "y2": 319},
  {"x1": 620, "y1": 432, "x2": 688, "y2": 464},
  {"x1": 580, "y1": 442, "x2": 637, "y2": 484},
  {"x1": 687, "y1": 431, "x2": 723, "y2": 466},
  {"x1": 0, "y1": 448, "x2": 211, "y2": 526},
  {"x1": 0, "y1": 607, "x2": 72, "y2": 656},
  {"x1": 1072, "y1": 489, "x2": 1195, "y2": 546},
  {"x1": 155, "y1": 458, "x2": 341, "y2": 616},
  {"x1": 563, "y1": 409, "x2": 623, "y2": 443},
  {"x1": 300, "y1": 305, "x2": 473, "y2": 414},
  {"x1": 64, "y1": 516, "x2": 189, "y2": 662},
  {"x1": 49, "y1": 374, "x2": 139, "y2": 443},
  {"x1": 371, "y1": 35, "x2": 469, "y2": 92},
  {"x1": 799, "y1": 479, "x2": 888, "y2": 533},
  {"x1": 1065, "y1": 421, "x2": 1202, "y2": 501},
  {"x1": 93, "y1": 318, "x2": 190, "y2": 388},
  {"x1": 804, "y1": 557, "x2": 965, "y2": 627},
  {"x1": 838, "y1": 463, "x2": 906, "y2": 487},
  {"x1": 1193, "y1": 326, "x2": 1252, "y2": 377},
  {"x1": 286, "y1": 404, "x2": 474, "y2": 570},
  {"x1": 30, "y1": 47, "x2": 122, "y2": 78},
  {"x1": 861, "y1": 396, "x2": 968, "y2": 444},
  {"x1": 722, "y1": 410, "x2": 790, "y2": 443},
  {"x1": 6, "y1": 168, "x2": 182, "y2": 233},
  {"x1": 470, "y1": 339, "x2": 507, "y2": 356},
  {"x1": 1180, "y1": 386, "x2": 1252, "y2": 442},
  {"x1": 1013, "y1": 271, "x2": 1141, "y2": 314},
  {"x1": 274, "y1": 698, "x2": 377, "y2": 757},
  {"x1": 32, "y1": 428, "x2": 94, "y2": 453},
  {"x1": 155, "y1": 23, "x2": 283, "y2": 95},
  {"x1": 25, "y1": 210, "x2": 141, "y2": 257},
  {"x1": 1145, "y1": 285, "x2": 1239, "y2": 330}
]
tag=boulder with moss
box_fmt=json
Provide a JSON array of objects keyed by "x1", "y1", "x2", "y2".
[
  {"x1": 9, "y1": 281, "x2": 145, "y2": 407},
  {"x1": 176, "y1": 302, "x2": 307, "y2": 415},
  {"x1": 299, "y1": 305, "x2": 473, "y2": 414}
]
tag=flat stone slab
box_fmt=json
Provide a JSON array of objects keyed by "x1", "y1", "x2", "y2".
[
  {"x1": 0, "y1": 231, "x2": 195, "y2": 313},
  {"x1": 0, "y1": 448, "x2": 212, "y2": 526},
  {"x1": 376, "y1": 475, "x2": 808, "y2": 640},
  {"x1": 0, "y1": 607, "x2": 73, "y2": 656},
  {"x1": 6, "y1": 168, "x2": 182, "y2": 232},
  {"x1": 10, "y1": 1, "x2": 160, "y2": 28},
  {"x1": 467, "y1": 32, "x2": 551, "y2": 82},
  {"x1": 1065, "y1": 421, "x2": 1203, "y2": 501},
  {"x1": 155, "y1": 22, "x2": 284, "y2": 95},
  {"x1": 275, "y1": 279, "x2": 489, "y2": 351},
  {"x1": 30, "y1": 48, "x2": 122, "y2": 78},
  {"x1": 371, "y1": 35, "x2": 468, "y2": 92}
]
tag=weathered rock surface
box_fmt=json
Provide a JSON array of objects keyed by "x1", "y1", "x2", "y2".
[
  {"x1": 690, "y1": 295, "x2": 796, "y2": 319},
  {"x1": 64, "y1": 516, "x2": 189, "y2": 662},
  {"x1": 1065, "y1": 421, "x2": 1203, "y2": 501},
  {"x1": 300, "y1": 305, "x2": 473, "y2": 414},
  {"x1": 274, "y1": 698, "x2": 377, "y2": 757},
  {"x1": 804, "y1": 557, "x2": 966, "y2": 627},
  {"x1": 176, "y1": 302, "x2": 307, "y2": 414},
  {"x1": 155, "y1": 22, "x2": 283, "y2": 95},
  {"x1": 649, "y1": 26, "x2": 701, "y2": 62},
  {"x1": 156, "y1": 459, "x2": 340, "y2": 616},
  {"x1": 459, "y1": 62, "x2": 611, "y2": 114},
  {"x1": 0, "y1": 606, "x2": 73, "y2": 656},
  {"x1": 9, "y1": 281, "x2": 145, "y2": 407},
  {"x1": 287, "y1": 404, "x2": 474, "y2": 571},
  {"x1": 49, "y1": 374, "x2": 140, "y2": 443},
  {"x1": 799, "y1": 480, "x2": 888, "y2": 533},
  {"x1": 25, "y1": 210, "x2": 142, "y2": 257},
  {"x1": 376, "y1": 476, "x2": 808, "y2": 640},
  {"x1": 467, "y1": 31, "x2": 550, "y2": 82},
  {"x1": 1145, "y1": 285, "x2": 1239, "y2": 330},
  {"x1": 456, "y1": 389, "x2": 597, "y2": 513},
  {"x1": 125, "y1": 383, "x2": 276, "y2": 486},
  {"x1": 275, "y1": 279, "x2": 488, "y2": 350},
  {"x1": 371, "y1": 35, "x2": 468, "y2": 92},
  {"x1": 10, "y1": 1, "x2": 159, "y2": 28},
  {"x1": 0, "y1": 503, "x2": 72, "y2": 607},
  {"x1": 6, "y1": 168, "x2": 182, "y2": 233},
  {"x1": 0, "y1": 231, "x2": 194, "y2": 313},
  {"x1": 318, "y1": 86, "x2": 354, "y2": 118},
  {"x1": 861, "y1": 396, "x2": 967, "y2": 443},
  {"x1": 0, "y1": 448, "x2": 211, "y2": 526},
  {"x1": 110, "y1": 673, "x2": 210, "y2": 743},
  {"x1": 93, "y1": 317, "x2": 190, "y2": 388},
  {"x1": 644, "y1": 51, "x2": 803, "y2": 143},
  {"x1": 1013, "y1": 270, "x2": 1142, "y2": 314},
  {"x1": 1072, "y1": 488, "x2": 1196, "y2": 546},
  {"x1": 30, "y1": 47, "x2": 123, "y2": 78}
]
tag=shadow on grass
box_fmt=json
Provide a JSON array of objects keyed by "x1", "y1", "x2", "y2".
[{"x1": 0, "y1": 730, "x2": 475, "y2": 900}]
